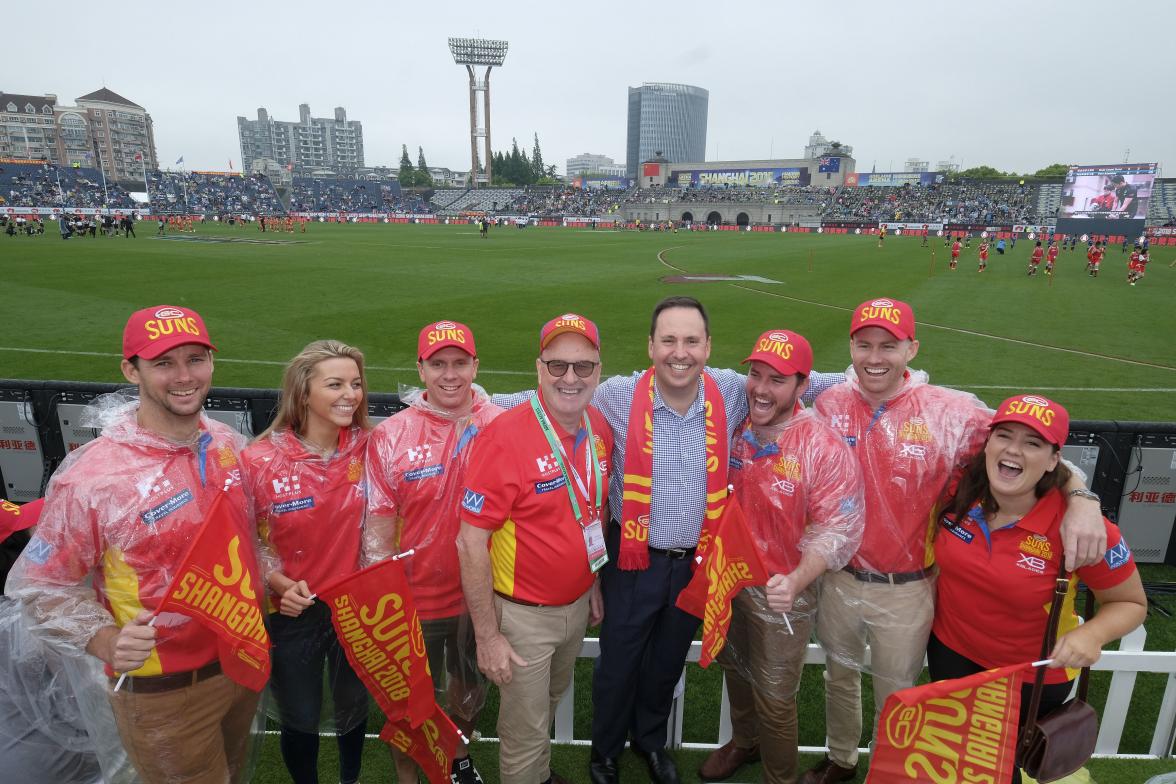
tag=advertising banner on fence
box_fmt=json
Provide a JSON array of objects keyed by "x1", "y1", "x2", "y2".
[
  {"x1": 672, "y1": 167, "x2": 810, "y2": 188},
  {"x1": 846, "y1": 172, "x2": 945, "y2": 187}
]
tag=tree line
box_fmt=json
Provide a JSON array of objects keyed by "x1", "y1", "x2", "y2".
[{"x1": 397, "y1": 133, "x2": 559, "y2": 188}]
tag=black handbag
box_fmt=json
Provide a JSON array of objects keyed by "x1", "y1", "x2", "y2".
[{"x1": 1015, "y1": 571, "x2": 1099, "y2": 783}]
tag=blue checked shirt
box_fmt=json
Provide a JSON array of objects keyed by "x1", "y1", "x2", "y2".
[{"x1": 494, "y1": 368, "x2": 844, "y2": 549}]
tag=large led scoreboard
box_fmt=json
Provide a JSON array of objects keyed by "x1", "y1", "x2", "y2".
[{"x1": 1057, "y1": 162, "x2": 1156, "y2": 239}]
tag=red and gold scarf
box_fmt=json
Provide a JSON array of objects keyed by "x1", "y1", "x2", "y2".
[{"x1": 618, "y1": 368, "x2": 729, "y2": 570}]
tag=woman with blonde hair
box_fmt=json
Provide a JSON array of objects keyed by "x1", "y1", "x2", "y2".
[{"x1": 242, "y1": 339, "x2": 373, "y2": 784}]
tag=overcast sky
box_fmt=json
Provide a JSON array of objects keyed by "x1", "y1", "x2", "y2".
[{"x1": 11, "y1": 0, "x2": 1173, "y2": 176}]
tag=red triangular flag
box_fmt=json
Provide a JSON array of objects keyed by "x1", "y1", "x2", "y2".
[
  {"x1": 867, "y1": 663, "x2": 1027, "y2": 784},
  {"x1": 378, "y1": 703, "x2": 464, "y2": 784},
  {"x1": 675, "y1": 495, "x2": 768, "y2": 667},
  {"x1": 317, "y1": 558, "x2": 434, "y2": 727},
  {"x1": 156, "y1": 490, "x2": 270, "y2": 691}
]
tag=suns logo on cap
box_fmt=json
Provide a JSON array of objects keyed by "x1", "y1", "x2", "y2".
[
  {"x1": 155, "y1": 307, "x2": 186, "y2": 319},
  {"x1": 768, "y1": 331, "x2": 790, "y2": 343},
  {"x1": 435, "y1": 320, "x2": 458, "y2": 330},
  {"x1": 1022, "y1": 395, "x2": 1051, "y2": 407},
  {"x1": 870, "y1": 299, "x2": 894, "y2": 308}
]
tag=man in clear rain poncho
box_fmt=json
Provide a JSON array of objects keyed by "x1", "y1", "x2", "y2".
[{"x1": 6, "y1": 304, "x2": 263, "y2": 784}]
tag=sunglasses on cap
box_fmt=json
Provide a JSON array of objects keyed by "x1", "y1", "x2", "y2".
[{"x1": 540, "y1": 359, "x2": 599, "y2": 378}]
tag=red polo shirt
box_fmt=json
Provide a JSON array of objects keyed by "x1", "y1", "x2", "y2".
[
  {"x1": 730, "y1": 409, "x2": 864, "y2": 575},
  {"x1": 461, "y1": 394, "x2": 612, "y2": 606},
  {"x1": 365, "y1": 393, "x2": 503, "y2": 619},
  {"x1": 933, "y1": 489, "x2": 1136, "y2": 683},
  {"x1": 241, "y1": 426, "x2": 367, "y2": 605},
  {"x1": 814, "y1": 372, "x2": 991, "y2": 574}
]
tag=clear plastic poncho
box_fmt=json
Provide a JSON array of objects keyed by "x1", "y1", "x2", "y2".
[{"x1": 363, "y1": 384, "x2": 503, "y2": 730}]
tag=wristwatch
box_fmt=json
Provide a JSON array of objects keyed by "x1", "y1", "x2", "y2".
[{"x1": 1068, "y1": 488, "x2": 1101, "y2": 502}]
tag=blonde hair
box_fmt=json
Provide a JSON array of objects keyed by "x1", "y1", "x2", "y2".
[{"x1": 261, "y1": 339, "x2": 371, "y2": 438}]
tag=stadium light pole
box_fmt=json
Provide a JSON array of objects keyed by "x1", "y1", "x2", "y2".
[{"x1": 448, "y1": 37, "x2": 508, "y2": 189}]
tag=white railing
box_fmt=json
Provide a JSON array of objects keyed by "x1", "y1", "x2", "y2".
[{"x1": 538, "y1": 626, "x2": 1176, "y2": 760}]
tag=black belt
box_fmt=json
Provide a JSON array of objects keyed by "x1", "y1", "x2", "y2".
[
  {"x1": 648, "y1": 546, "x2": 696, "y2": 560},
  {"x1": 113, "y1": 659, "x2": 222, "y2": 694},
  {"x1": 844, "y1": 566, "x2": 930, "y2": 585},
  {"x1": 495, "y1": 590, "x2": 547, "y2": 608}
]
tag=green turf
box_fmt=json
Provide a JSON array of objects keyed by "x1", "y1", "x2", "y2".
[
  {"x1": 2, "y1": 223, "x2": 1173, "y2": 420},
  {"x1": 4, "y1": 222, "x2": 1173, "y2": 780}
]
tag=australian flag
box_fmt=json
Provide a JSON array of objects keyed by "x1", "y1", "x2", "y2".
[{"x1": 818, "y1": 156, "x2": 840, "y2": 173}]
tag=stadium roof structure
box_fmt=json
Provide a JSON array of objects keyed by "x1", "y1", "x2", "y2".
[{"x1": 76, "y1": 88, "x2": 143, "y2": 109}]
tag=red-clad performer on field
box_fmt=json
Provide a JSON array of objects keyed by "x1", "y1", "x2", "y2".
[
  {"x1": 697, "y1": 329, "x2": 864, "y2": 784},
  {"x1": 364, "y1": 320, "x2": 504, "y2": 784},
  {"x1": 241, "y1": 340, "x2": 372, "y2": 784},
  {"x1": 1028, "y1": 241, "x2": 1045, "y2": 277},
  {"x1": 7, "y1": 305, "x2": 263, "y2": 784}
]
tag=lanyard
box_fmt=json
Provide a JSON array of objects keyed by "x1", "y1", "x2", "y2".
[{"x1": 529, "y1": 396, "x2": 602, "y2": 525}]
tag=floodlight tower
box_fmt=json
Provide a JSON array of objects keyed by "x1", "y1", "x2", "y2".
[{"x1": 448, "y1": 37, "x2": 508, "y2": 188}]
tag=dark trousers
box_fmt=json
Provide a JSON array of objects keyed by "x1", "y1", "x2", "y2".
[
  {"x1": 269, "y1": 602, "x2": 370, "y2": 784},
  {"x1": 591, "y1": 523, "x2": 701, "y2": 758},
  {"x1": 927, "y1": 632, "x2": 1072, "y2": 784}
]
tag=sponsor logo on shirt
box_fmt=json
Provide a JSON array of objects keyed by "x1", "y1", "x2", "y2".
[
  {"x1": 1104, "y1": 540, "x2": 1131, "y2": 570},
  {"x1": 898, "y1": 443, "x2": 927, "y2": 459},
  {"x1": 462, "y1": 489, "x2": 485, "y2": 515},
  {"x1": 404, "y1": 464, "x2": 444, "y2": 482},
  {"x1": 1019, "y1": 534, "x2": 1054, "y2": 560},
  {"x1": 272, "y1": 475, "x2": 301, "y2": 495},
  {"x1": 406, "y1": 444, "x2": 433, "y2": 464},
  {"x1": 773, "y1": 455, "x2": 801, "y2": 481},
  {"x1": 23, "y1": 536, "x2": 54, "y2": 565},
  {"x1": 898, "y1": 418, "x2": 932, "y2": 443},
  {"x1": 1016, "y1": 553, "x2": 1047, "y2": 575},
  {"x1": 272, "y1": 497, "x2": 315, "y2": 514},
  {"x1": 535, "y1": 452, "x2": 559, "y2": 475},
  {"x1": 141, "y1": 489, "x2": 194, "y2": 526},
  {"x1": 534, "y1": 476, "x2": 568, "y2": 495},
  {"x1": 940, "y1": 518, "x2": 975, "y2": 544}
]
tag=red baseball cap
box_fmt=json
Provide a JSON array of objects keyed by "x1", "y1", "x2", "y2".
[
  {"x1": 851, "y1": 297, "x2": 916, "y2": 341},
  {"x1": 743, "y1": 329, "x2": 813, "y2": 376},
  {"x1": 540, "y1": 313, "x2": 600, "y2": 350},
  {"x1": 418, "y1": 320, "x2": 476, "y2": 360},
  {"x1": 990, "y1": 394, "x2": 1070, "y2": 446},
  {"x1": 0, "y1": 497, "x2": 44, "y2": 540},
  {"x1": 123, "y1": 305, "x2": 216, "y2": 360}
]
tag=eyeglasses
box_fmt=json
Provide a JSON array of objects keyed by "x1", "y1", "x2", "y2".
[{"x1": 540, "y1": 359, "x2": 599, "y2": 378}]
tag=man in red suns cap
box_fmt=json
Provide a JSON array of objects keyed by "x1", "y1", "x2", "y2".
[
  {"x1": 364, "y1": 320, "x2": 504, "y2": 784},
  {"x1": 799, "y1": 298, "x2": 1107, "y2": 784},
  {"x1": 457, "y1": 313, "x2": 612, "y2": 784},
  {"x1": 7, "y1": 305, "x2": 261, "y2": 784},
  {"x1": 698, "y1": 330, "x2": 865, "y2": 784}
]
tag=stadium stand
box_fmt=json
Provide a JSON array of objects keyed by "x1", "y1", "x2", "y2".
[{"x1": 1148, "y1": 178, "x2": 1176, "y2": 225}]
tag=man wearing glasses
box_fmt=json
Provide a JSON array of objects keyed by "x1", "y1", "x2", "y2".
[{"x1": 458, "y1": 314, "x2": 611, "y2": 784}]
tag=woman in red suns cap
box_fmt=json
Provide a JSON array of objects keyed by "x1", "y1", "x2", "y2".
[
  {"x1": 927, "y1": 395, "x2": 1146, "y2": 784},
  {"x1": 241, "y1": 340, "x2": 373, "y2": 784}
]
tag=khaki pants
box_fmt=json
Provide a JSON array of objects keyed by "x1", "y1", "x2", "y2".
[
  {"x1": 815, "y1": 568, "x2": 934, "y2": 768},
  {"x1": 108, "y1": 672, "x2": 260, "y2": 784},
  {"x1": 495, "y1": 591, "x2": 590, "y2": 784},
  {"x1": 718, "y1": 586, "x2": 816, "y2": 784}
]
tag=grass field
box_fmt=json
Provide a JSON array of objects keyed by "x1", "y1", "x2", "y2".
[
  {"x1": 4, "y1": 223, "x2": 1174, "y2": 782},
  {"x1": 2, "y1": 222, "x2": 1174, "y2": 421}
]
